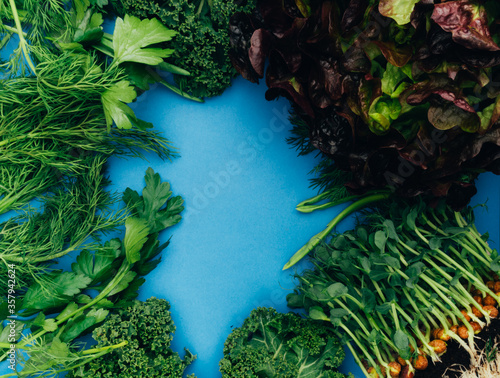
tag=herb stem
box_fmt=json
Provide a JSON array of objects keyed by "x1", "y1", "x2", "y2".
[
  {"x1": 8, "y1": 0, "x2": 36, "y2": 74},
  {"x1": 2, "y1": 260, "x2": 132, "y2": 359},
  {"x1": 284, "y1": 192, "x2": 390, "y2": 270}
]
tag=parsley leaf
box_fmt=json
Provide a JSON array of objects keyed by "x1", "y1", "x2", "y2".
[
  {"x1": 101, "y1": 80, "x2": 138, "y2": 130},
  {"x1": 124, "y1": 167, "x2": 184, "y2": 233},
  {"x1": 112, "y1": 15, "x2": 176, "y2": 66},
  {"x1": 124, "y1": 217, "x2": 150, "y2": 264},
  {"x1": 22, "y1": 272, "x2": 92, "y2": 315}
]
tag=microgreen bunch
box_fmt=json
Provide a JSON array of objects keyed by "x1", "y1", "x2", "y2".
[{"x1": 288, "y1": 199, "x2": 500, "y2": 378}]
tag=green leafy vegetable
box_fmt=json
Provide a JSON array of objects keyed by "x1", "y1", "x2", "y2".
[
  {"x1": 287, "y1": 198, "x2": 500, "y2": 377},
  {"x1": 122, "y1": 0, "x2": 256, "y2": 98},
  {"x1": 124, "y1": 217, "x2": 150, "y2": 264},
  {"x1": 68, "y1": 298, "x2": 196, "y2": 378},
  {"x1": 378, "y1": 0, "x2": 420, "y2": 25},
  {"x1": 0, "y1": 168, "x2": 185, "y2": 377},
  {"x1": 219, "y1": 307, "x2": 352, "y2": 378},
  {"x1": 0, "y1": 157, "x2": 125, "y2": 296},
  {"x1": 230, "y1": 0, "x2": 500, "y2": 224}
]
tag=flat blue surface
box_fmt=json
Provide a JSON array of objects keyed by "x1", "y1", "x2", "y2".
[
  {"x1": 106, "y1": 76, "x2": 361, "y2": 377},
  {"x1": 1, "y1": 73, "x2": 499, "y2": 378}
]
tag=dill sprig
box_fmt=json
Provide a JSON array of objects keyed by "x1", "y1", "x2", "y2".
[
  {"x1": 0, "y1": 156, "x2": 127, "y2": 296},
  {"x1": 287, "y1": 110, "x2": 353, "y2": 205},
  {"x1": 0, "y1": 51, "x2": 175, "y2": 214}
]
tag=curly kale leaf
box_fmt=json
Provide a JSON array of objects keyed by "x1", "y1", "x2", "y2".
[
  {"x1": 68, "y1": 297, "x2": 196, "y2": 378},
  {"x1": 122, "y1": 0, "x2": 256, "y2": 98},
  {"x1": 219, "y1": 307, "x2": 352, "y2": 378}
]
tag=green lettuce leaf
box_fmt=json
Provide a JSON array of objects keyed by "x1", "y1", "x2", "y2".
[{"x1": 379, "y1": 0, "x2": 419, "y2": 25}]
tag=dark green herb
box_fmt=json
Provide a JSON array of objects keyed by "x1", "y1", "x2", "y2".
[
  {"x1": 122, "y1": 0, "x2": 256, "y2": 98},
  {"x1": 0, "y1": 1, "x2": 200, "y2": 214},
  {"x1": 68, "y1": 297, "x2": 196, "y2": 378},
  {"x1": 0, "y1": 156, "x2": 125, "y2": 297},
  {"x1": 219, "y1": 307, "x2": 353, "y2": 378}
]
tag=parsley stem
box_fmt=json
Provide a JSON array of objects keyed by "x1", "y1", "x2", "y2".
[{"x1": 2, "y1": 261, "x2": 132, "y2": 360}]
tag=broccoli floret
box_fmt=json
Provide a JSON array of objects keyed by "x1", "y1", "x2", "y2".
[
  {"x1": 121, "y1": 0, "x2": 256, "y2": 98},
  {"x1": 219, "y1": 307, "x2": 353, "y2": 378},
  {"x1": 68, "y1": 297, "x2": 196, "y2": 378}
]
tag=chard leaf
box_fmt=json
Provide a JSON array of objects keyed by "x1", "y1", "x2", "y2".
[
  {"x1": 124, "y1": 217, "x2": 150, "y2": 264},
  {"x1": 113, "y1": 15, "x2": 176, "y2": 66},
  {"x1": 379, "y1": 0, "x2": 420, "y2": 25}
]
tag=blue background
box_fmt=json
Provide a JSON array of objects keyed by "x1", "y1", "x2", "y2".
[{"x1": 2, "y1": 73, "x2": 500, "y2": 377}]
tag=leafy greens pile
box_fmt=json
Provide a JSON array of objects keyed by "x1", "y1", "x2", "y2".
[
  {"x1": 219, "y1": 307, "x2": 352, "y2": 378},
  {"x1": 287, "y1": 198, "x2": 500, "y2": 378},
  {"x1": 0, "y1": 0, "x2": 197, "y2": 215},
  {"x1": 0, "y1": 168, "x2": 186, "y2": 377},
  {"x1": 121, "y1": 0, "x2": 256, "y2": 98},
  {"x1": 0, "y1": 157, "x2": 125, "y2": 297},
  {"x1": 229, "y1": 0, "x2": 500, "y2": 209},
  {"x1": 69, "y1": 297, "x2": 196, "y2": 378}
]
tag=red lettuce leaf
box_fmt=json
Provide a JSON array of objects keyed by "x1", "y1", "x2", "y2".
[{"x1": 432, "y1": 0, "x2": 500, "y2": 51}]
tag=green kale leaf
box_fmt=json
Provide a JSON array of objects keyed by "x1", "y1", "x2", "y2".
[
  {"x1": 68, "y1": 297, "x2": 196, "y2": 378},
  {"x1": 219, "y1": 307, "x2": 352, "y2": 378},
  {"x1": 122, "y1": 0, "x2": 256, "y2": 98}
]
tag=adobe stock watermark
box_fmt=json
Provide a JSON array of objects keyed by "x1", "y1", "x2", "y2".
[{"x1": 184, "y1": 104, "x2": 291, "y2": 220}]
